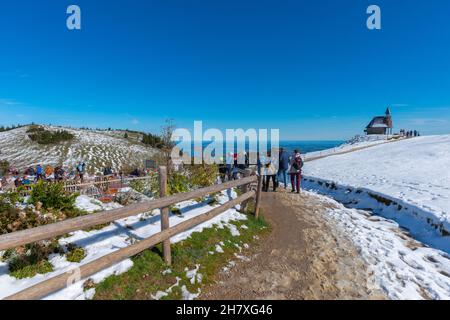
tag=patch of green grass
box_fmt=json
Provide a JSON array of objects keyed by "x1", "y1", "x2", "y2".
[
  {"x1": 6, "y1": 241, "x2": 62, "y2": 279},
  {"x1": 10, "y1": 260, "x2": 53, "y2": 279},
  {"x1": 66, "y1": 246, "x2": 86, "y2": 263},
  {"x1": 82, "y1": 222, "x2": 111, "y2": 232},
  {"x1": 93, "y1": 213, "x2": 270, "y2": 300}
]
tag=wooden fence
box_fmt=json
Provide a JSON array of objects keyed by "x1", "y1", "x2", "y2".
[
  {"x1": 7, "y1": 175, "x2": 159, "y2": 199},
  {"x1": 63, "y1": 175, "x2": 159, "y2": 198},
  {"x1": 0, "y1": 166, "x2": 262, "y2": 300}
]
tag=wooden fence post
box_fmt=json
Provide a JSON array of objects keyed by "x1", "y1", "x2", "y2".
[
  {"x1": 254, "y1": 174, "x2": 263, "y2": 219},
  {"x1": 241, "y1": 169, "x2": 252, "y2": 213},
  {"x1": 158, "y1": 166, "x2": 171, "y2": 265}
]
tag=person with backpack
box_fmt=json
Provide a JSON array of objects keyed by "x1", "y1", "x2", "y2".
[
  {"x1": 54, "y1": 166, "x2": 65, "y2": 181},
  {"x1": 36, "y1": 164, "x2": 43, "y2": 180},
  {"x1": 278, "y1": 148, "x2": 289, "y2": 189},
  {"x1": 22, "y1": 175, "x2": 31, "y2": 186},
  {"x1": 14, "y1": 175, "x2": 22, "y2": 188},
  {"x1": 45, "y1": 165, "x2": 54, "y2": 180},
  {"x1": 76, "y1": 162, "x2": 86, "y2": 183},
  {"x1": 26, "y1": 167, "x2": 35, "y2": 177},
  {"x1": 289, "y1": 149, "x2": 303, "y2": 193}
]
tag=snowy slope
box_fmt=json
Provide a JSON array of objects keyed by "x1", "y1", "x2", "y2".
[
  {"x1": 304, "y1": 134, "x2": 395, "y2": 161},
  {"x1": 303, "y1": 135, "x2": 450, "y2": 250},
  {"x1": 0, "y1": 126, "x2": 158, "y2": 174},
  {"x1": 310, "y1": 191, "x2": 450, "y2": 300}
]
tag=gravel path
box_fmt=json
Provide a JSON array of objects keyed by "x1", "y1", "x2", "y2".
[{"x1": 201, "y1": 189, "x2": 386, "y2": 300}]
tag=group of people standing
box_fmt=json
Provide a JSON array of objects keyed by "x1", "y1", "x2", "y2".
[
  {"x1": 400, "y1": 129, "x2": 420, "y2": 138},
  {"x1": 12, "y1": 164, "x2": 67, "y2": 188},
  {"x1": 1, "y1": 162, "x2": 87, "y2": 190},
  {"x1": 225, "y1": 152, "x2": 250, "y2": 181},
  {"x1": 221, "y1": 148, "x2": 304, "y2": 194},
  {"x1": 259, "y1": 148, "x2": 304, "y2": 194}
]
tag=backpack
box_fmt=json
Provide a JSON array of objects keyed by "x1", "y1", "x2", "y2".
[{"x1": 292, "y1": 156, "x2": 303, "y2": 170}]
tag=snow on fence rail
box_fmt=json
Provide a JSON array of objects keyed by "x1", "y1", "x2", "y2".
[{"x1": 0, "y1": 167, "x2": 261, "y2": 300}]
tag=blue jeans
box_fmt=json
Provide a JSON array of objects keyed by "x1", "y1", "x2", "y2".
[
  {"x1": 225, "y1": 164, "x2": 233, "y2": 180},
  {"x1": 277, "y1": 169, "x2": 288, "y2": 188}
]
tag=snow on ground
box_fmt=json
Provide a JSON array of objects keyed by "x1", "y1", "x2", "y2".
[
  {"x1": 308, "y1": 191, "x2": 450, "y2": 300},
  {"x1": 150, "y1": 262, "x2": 205, "y2": 300},
  {"x1": 75, "y1": 195, "x2": 123, "y2": 213},
  {"x1": 304, "y1": 134, "x2": 393, "y2": 161},
  {"x1": 151, "y1": 276, "x2": 181, "y2": 300},
  {"x1": 303, "y1": 135, "x2": 450, "y2": 252},
  {"x1": 181, "y1": 285, "x2": 201, "y2": 300},
  {"x1": 185, "y1": 264, "x2": 202, "y2": 284},
  {"x1": 0, "y1": 125, "x2": 157, "y2": 174},
  {"x1": 0, "y1": 189, "x2": 247, "y2": 300}
]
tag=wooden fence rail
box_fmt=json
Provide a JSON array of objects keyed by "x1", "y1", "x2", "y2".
[
  {"x1": 5, "y1": 175, "x2": 159, "y2": 198},
  {"x1": 0, "y1": 167, "x2": 261, "y2": 300},
  {"x1": 63, "y1": 175, "x2": 158, "y2": 191}
]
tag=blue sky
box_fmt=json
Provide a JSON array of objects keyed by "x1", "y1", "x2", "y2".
[{"x1": 1, "y1": 0, "x2": 450, "y2": 140}]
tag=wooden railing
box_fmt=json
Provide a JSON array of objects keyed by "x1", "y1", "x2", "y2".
[
  {"x1": 63, "y1": 175, "x2": 157, "y2": 190},
  {"x1": 63, "y1": 175, "x2": 159, "y2": 198},
  {"x1": 6, "y1": 175, "x2": 159, "y2": 198},
  {"x1": 0, "y1": 166, "x2": 262, "y2": 300}
]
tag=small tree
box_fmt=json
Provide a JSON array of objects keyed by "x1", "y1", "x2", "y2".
[
  {"x1": 124, "y1": 132, "x2": 129, "y2": 139},
  {"x1": 29, "y1": 181, "x2": 77, "y2": 212},
  {"x1": 0, "y1": 160, "x2": 9, "y2": 176},
  {"x1": 160, "y1": 119, "x2": 176, "y2": 174}
]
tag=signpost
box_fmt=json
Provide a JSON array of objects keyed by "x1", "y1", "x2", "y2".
[{"x1": 145, "y1": 159, "x2": 157, "y2": 170}]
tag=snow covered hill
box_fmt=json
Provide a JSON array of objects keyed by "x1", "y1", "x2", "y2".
[
  {"x1": 303, "y1": 135, "x2": 450, "y2": 252},
  {"x1": 0, "y1": 125, "x2": 158, "y2": 174},
  {"x1": 304, "y1": 134, "x2": 398, "y2": 161}
]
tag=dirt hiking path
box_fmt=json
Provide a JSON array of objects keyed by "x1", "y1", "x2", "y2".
[{"x1": 201, "y1": 190, "x2": 386, "y2": 300}]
